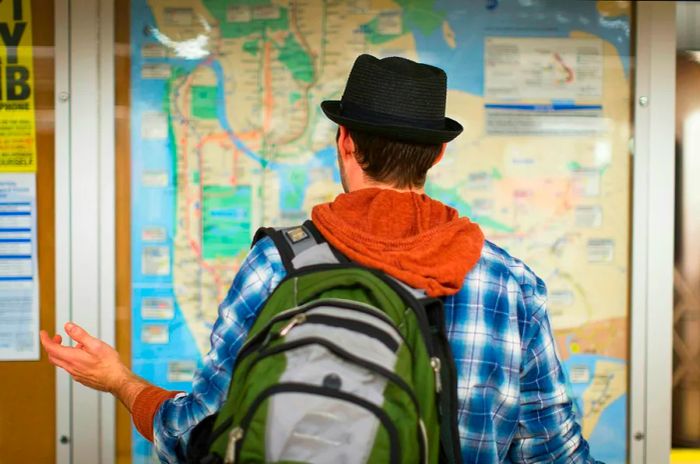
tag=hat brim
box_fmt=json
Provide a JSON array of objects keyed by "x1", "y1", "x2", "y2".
[{"x1": 320, "y1": 101, "x2": 463, "y2": 144}]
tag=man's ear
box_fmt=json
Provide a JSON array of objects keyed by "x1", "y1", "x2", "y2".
[
  {"x1": 432, "y1": 143, "x2": 447, "y2": 166},
  {"x1": 338, "y1": 126, "x2": 356, "y2": 161}
]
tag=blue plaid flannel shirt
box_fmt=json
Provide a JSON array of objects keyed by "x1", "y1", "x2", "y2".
[{"x1": 152, "y1": 237, "x2": 595, "y2": 463}]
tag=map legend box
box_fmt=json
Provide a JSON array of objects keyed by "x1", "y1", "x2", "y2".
[
  {"x1": 141, "y1": 246, "x2": 170, "y2": 276},
  {"x1": 141, "y1": 324, "x2": 169, "y2": 344},
  {"x1": 141, "y1": 297, "x2": 174, "y2": 320}
]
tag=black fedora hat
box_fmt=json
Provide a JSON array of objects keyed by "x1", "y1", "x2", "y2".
[{"x1": 321, "y1": 54, "x2": 463, "y2": 144}]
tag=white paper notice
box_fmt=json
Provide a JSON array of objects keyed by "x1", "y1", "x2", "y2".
[
  {"x1": 0, "y1": 174, "x2": 39, "y2": 360},
  {"x1": 485, "y1": 37, "x2": 603, "y2": 100}
]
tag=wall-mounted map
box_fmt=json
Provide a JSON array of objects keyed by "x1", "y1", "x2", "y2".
[{"x1": 129, "y1": 0, "x2": 632, "y2": 461}]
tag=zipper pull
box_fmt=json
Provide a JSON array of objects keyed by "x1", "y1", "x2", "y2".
[
  {"x1": 430, "y1": 357, "x2": 442, "y2": 393},
  {"x1": 279, "y1": 314, "x2": 307, "y2": 336},
  {"x1": 224, "y1": 426, "x2": 244, "y2": 464}
]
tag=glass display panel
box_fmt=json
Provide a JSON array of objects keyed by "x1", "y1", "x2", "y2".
[{"x1": 116, "y1": 1, "x2": 634, "y2": 462}]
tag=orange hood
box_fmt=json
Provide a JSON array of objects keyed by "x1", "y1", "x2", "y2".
[{"x1": 311, "y1": 188, "x2": 485, "y2": 297}]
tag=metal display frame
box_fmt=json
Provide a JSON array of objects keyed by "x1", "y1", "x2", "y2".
[
  {"x1": 54, "y1": 0, "x2": 71, "y2": 462},
  {"x1": 54, "y1": 0, "x2": 116, "y2": 463},
  {"x1": 52, "y1": 1, "x2": 676, "y2": 463},
  {"x1": 629, "y1": 2, "x2": 676, "y2": 463}
]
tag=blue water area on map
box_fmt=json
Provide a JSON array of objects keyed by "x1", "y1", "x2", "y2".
[
  {"x1": 562, "y1": 354, "x2": 626, "y2": 464},
  {"x1": 563, "y1": 354, "x2": 625, "y2": 410},
  {"x1": 588, "y1": 395, "x2": 627, "y2": 464},
  {"x1": 411, "y1": 0, "x2": 630, "y2": 96},
  {"x1": 265, "y1": 146, "x2": 340, "y2": 216},
  {"x1": 209, "y1": 60, "x2": 267, "y2": 166},
  {"x1": 307, "y1": 146, "x2": 341, "y2": 183},
  {"x1": 130, "y1": 2, "x2": 207, "y2": 461},
  {"x1": 277, "y1": 166, "x2": 307, "y2": 211}
]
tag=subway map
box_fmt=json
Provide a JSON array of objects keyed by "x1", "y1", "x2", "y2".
[{"x1": 130, "y1": 0, "x2": 632, "y2": 461}]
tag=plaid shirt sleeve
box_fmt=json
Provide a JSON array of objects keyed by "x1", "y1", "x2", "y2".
[
  {"x1": 152, "y1": 237, "x2": 285, "y2": 463},
  {"x1": 507, "y1": 272, "x2": 595, "y2": 463}
]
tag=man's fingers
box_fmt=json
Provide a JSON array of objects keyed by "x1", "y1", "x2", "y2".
[
  {"x1": 40, "y1": 330, "x2": 59, "y2": 348},
  {"x1": 41, "y1": 338, "x2": 72, "y2": 357},
  {"x1": 65, "y1": 322, "x2": 102, "y2": 352},
  {"x1": 40, "y1": 331, "x2": 73, "y2": 357},
  {"x1": 42, "y1": 334, "x2": 92, "y2": 365}
]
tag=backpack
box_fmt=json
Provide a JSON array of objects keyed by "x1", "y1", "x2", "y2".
[{"x1": 187, "y1": 221, "x2": 462, "y2": 464}]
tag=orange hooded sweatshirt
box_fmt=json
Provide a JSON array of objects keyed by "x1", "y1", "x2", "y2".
[{"x1": 312, "y1": 188, "x2": 485, "y2": 297}]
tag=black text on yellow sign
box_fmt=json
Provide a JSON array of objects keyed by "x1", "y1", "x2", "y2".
[{"x1": 0, "y1": 0, "x2": 36, "y2": 172}]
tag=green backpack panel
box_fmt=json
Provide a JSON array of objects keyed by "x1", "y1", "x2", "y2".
[{"x1": 187, "y1": 222, "x2": 461, "y2": 464}]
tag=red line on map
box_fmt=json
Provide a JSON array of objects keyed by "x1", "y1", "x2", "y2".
[
  {"x1": 553, "y1": 52, "x2": 574, "y2": 83},
  {"x1": 194, "y1": 131, "x2": 262, "y2": 187},
  {"x1": 174, "y1": 70, "x2": 229, "y2": 296},
  {"x1": 263, "y1": 41, "x2": 274, "y2": 133},
  {"x1": 272, "y1": 3, "x2": 315, "y2": 146},
  {"x1": 231, "y1": 145, "x2": 239, "y2": 185}
]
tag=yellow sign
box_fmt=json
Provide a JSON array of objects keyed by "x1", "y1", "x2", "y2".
[{"x1": 0, "y1": 0, "x2": 36, "y2": 172}]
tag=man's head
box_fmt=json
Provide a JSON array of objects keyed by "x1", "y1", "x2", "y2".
[
  {"x1": 335, "y1": 126, "x2": 446, "y2": 192},
  {"x1": 321, "y1": 54, "x2": 461, "y2": 192}
]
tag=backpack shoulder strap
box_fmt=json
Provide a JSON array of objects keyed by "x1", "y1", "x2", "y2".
[{"x1": 252, "y1": 220, "x2": 348, "y2": 272}]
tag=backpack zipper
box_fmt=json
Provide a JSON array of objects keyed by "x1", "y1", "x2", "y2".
[
  {"x1": 234, "y1": 298, "x2": 409, "y2": 371},
  {"x1": 280, "y1": 312, "x2": 401, "y2": 352},
  {"x1": 430, "y1": 356, "x2": 442, "y2": 393},
  {"x1": 223, "y1": 426, "x2": 243, "y2": 464},
  {"x1": 236, "y1": 302, "x2": 319, "y2": 361},
  {"x1": 279, "y1": 313, "x2": 307, "y2": 336}
]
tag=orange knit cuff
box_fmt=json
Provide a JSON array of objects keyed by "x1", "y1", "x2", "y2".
[{"x1": 132, "y1": 386, "x2": 181, "y2": 442}]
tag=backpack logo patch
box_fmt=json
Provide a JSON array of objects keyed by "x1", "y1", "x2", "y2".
[{"x1": 285, "y1": 227, "x2": 309, "y2": 244}]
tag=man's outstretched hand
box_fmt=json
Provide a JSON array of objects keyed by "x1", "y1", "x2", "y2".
[{"x1": 40, "y1": 322, "x2": 149, "y2": 411}]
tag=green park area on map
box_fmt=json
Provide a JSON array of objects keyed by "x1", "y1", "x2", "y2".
[
  {"x1": 202, "y1": 185, "x2": 252, "y2": 260},
  {"x1": 191, "y1": 86, "x2": 218, "y2": 120}
]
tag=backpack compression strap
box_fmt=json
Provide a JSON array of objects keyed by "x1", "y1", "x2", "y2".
[{"x1": 252, "y1": 220, "x2": 349, "y2": 273}]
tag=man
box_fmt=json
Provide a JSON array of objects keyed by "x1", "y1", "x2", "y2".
[{"x1": 42, "y1": 54, "x2": 595, "y2": 463}]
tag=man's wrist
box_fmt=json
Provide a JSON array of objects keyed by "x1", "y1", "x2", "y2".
[{"x1": 112, "y1": 370, "x2": 150, "y2": 412}]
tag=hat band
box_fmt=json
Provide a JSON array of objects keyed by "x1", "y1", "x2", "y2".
[{"x1": 339, "y1": 100, "x2": 445, "y2": 130}]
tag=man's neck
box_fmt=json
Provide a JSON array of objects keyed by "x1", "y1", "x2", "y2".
[{"x1": 349, "y1": 180, "x2": 425, "y2": 195}]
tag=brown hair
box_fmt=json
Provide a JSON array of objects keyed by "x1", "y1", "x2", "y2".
[{"x1": 338, "y1": 128, "x2": 442, "y2": 189}]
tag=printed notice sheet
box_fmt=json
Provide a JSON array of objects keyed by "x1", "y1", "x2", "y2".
[
  {"x1": 0, "y1": 174, "x2": 39, "y2": 360},
  {"x1": 485, "y1": 37, "x2": 603, "y2": 100},
  {"x1": 0, "y1": 0, "x2": 38, "y2": 172},
  {"x1": 484, "y1": 37, "x2": 605, "y2": 136}
]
